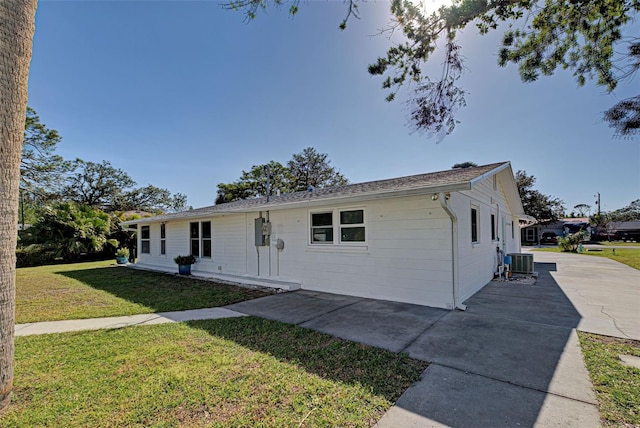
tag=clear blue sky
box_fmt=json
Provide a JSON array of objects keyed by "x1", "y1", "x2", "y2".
[{"x1": 28, "y1": 1, "x2": 639, "y2": 214}]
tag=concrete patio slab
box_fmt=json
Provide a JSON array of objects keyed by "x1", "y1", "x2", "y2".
[
  {"x1": 403, "y1": 312, "x2": 596, "y2": 403},
  {"x1": 376, "y1": 364, "x2": 600, "y2": 428},
  {"x1": 300, "y1": 299, "x2": 448, "y2": 353},
  {"x1": 531, "y1": 251, "x2": 640, "y2": 340},
  {"x1": 225, "y1": 290, "x2": 363, "y2": 325}
]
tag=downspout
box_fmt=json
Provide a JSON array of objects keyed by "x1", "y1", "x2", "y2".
[{"x1": 438, "y1": 192, "x2": 466, "y2": 311}]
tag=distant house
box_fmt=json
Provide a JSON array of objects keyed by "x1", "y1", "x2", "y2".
[
  {"x1": 606, "y1": 221, "x2": 640, "y2": 242},
  {"x1": 521, "y1": 218, "x2": 591, "y2": 245},
  {"x1": 125, "y1": 162, "x2": 528, "y2": 310}
]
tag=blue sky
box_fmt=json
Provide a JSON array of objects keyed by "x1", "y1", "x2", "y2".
[{"x1": 28, "y1": 1, "x2": 639, "y2": 214}]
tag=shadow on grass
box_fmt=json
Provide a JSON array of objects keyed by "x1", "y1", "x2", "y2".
[
  {"x1": 185, "y1": 316, "x2": 429, "y2": 402},
  {"x1": 58, "y1": 267, "x2": 270, "y2": 313}
]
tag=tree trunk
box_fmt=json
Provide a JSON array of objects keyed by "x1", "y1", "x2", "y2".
[{"x1": 0, "y1": 0, "x2": 38, "y2": 412}]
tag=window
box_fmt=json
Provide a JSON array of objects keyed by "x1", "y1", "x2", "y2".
[
  {"x1": 202, "y1": 221, "x2": 212, "y2": 258},
  {"x1": 190, "y1": 221, "x2": 212, "y2": 258},
  {"x1": 160, "y1": 223, "x2": 166, "y2": 255},
  {"x1": 141, "y1": 225, "x2": 150, "y2": 254},
  {"x1": 311, "y1": 212, "x2": 333, "y2": 243},
  {"x1": 190, "y1": 222, "x2": 199, "y2": 257},
  {"x1": 340, "y1": 209, "x2": 365, "y2": 242},
  {"x1": 310, "y1": 208, "x2": 366, "y2": 245},
  {"x1": 471, "y1": 207, "x2": 478, "y2": 243},
  {"x1": 511, "y1": 222, "x2": 514, "y2": 239},
  {"x1": 491, "y1": 214, "x2": 496, "y2": 241}
]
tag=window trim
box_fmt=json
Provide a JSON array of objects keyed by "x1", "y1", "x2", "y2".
[
  {"x1": 140, "y1": 225, "x2": 151, "y2": 254},
  {"x1": 491, "y1": 213, "x2": 497, "y2": 241},
  {"x1": 201, "y1": 221, "x2": 212, "y2": 259},
  {"x1": 190, "y1": 221, "x2": 212, "y2": 259},
  {"x1": 160, "y1": 223, "x2": 166, "y2": 255},
  {"x1": 190, "y1": 222, "x2": 200, "y2": 257},
  {"x1": 471, "y1": 205, "x2": 479, "y2": 244},
  {"x1": 309, "y1": 207, "x2": 366, "y2": 246}
]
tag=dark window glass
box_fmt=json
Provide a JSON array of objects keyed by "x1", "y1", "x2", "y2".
[
  {"x1": 341, "y1": 227, "x2": 365, "y2": 242},
  {"x1": 160, "y1": 223, "x2": 166, "y2": 239},
  {"x1": 202, "y1": 221, "x2": 211, "y2": 239},
  {"x1": 190, "y1": 222, "x2": 199, "y2": 238},
  {"x1": 160, "y1": 240, "x2": 166, "y2": 255},
  {"x1": 491, "y1": 214, "x2": 496, "y2": 240},
  {"x1": 471, "y1": 208, "x2": 478, "y2": 243},
  {"x1": 141, "y1": 226, "x2": 150, "y2": 239},
  {"x1": 312, "y1": 212, "x2": 333, "y2": 227},
  {"x1": 141, "y1": 241, "x2": 150, "y2": 254},
  {"x1": 340, "y1": 210, "x2": 363, "y2": 225},
  {"x1": 191, "y1": 239, "x2": 200, "y2": 257},
  {"x1": 312, "y1": 227, "x2": 333, "y2": 243},
  {"x1": 202, "y1": 240, "x2": 212, "y2": 258}
]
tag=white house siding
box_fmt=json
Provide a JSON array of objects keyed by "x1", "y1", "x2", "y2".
[
  {"x1": 136, "y1": 220, "x2": 190, "y2": 271},
  {"x1": 248, "y1": 195, "x2": 455, "y2": 308},
  {"x1": 455, "y1": 173, "x2": 521, "y2": 303}
]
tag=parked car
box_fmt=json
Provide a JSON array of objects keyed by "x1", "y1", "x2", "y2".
[{"x1": 541, "y1": 232, "x2": 558, "y2": 244}]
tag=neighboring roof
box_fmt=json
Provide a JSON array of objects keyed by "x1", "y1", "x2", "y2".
[
  {"x1": 125, "y1": 162, "x2": 521, "y2": 224},
  {"x1": 608, "y1": 221, "x2": 640, "y2": 231}
]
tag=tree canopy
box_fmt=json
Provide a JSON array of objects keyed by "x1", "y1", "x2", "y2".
[
  {"x1": 515, "y1": 170, "x2": 565, "y2": 222},
  {"x1": 229, "y1": 0, "x2": 639, "y2": 139},
  {"x1": 216, "y1": 147, "x2": 348, "y2": 204}
]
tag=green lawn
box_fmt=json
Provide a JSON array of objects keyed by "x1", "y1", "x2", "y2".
[
  {"x1": 16, "y1": 261, "x2": 269, "y2": 324},
  {"x1": 4, "y1": 317, "x2": 428, "y2": 427},
  {"x1": 531, "y1": 247, "x2": 640, "y2": 270},
  {"x1": 578, "y1": 332, "x2": 640, "y2": 427}
]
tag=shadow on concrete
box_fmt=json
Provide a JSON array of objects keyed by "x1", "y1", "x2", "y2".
[
  {"x1": 57, "y1": 267, "x2": 268, "y2": 312},
  {"x1": 381, "y1": 261, "x2": 597, "y2": 427},
  {"x1": 183, "y1": 315, "x2": 429, "y2": 403}
]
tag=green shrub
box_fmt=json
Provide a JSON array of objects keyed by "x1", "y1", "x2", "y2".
[
  {"x1": 558, "y1": 231, "x2": 587, "y2": 252},
  {"x1": 174, "y1": 255, "x2": 196, "y2": 265},
  {"x1": 115, "y1": 248, "x2": 130, "y2": 258}
]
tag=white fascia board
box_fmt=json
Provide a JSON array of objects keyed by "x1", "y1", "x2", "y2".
[{"x1": 468, "y1": 162, "x2": 511, "y2": 187}]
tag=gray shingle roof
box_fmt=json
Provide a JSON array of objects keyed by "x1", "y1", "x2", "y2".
[{"x1": 130, "y1": 162, "x2": 510, "y2": 223}]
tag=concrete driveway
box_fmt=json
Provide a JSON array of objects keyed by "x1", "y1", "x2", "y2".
[{"x1": 228, "y1": 251, "x2": 640, "y2": 427}]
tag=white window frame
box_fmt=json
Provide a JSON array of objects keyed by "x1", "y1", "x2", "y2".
[
  {"x1": 201, "y1": 221, "x2": 212, "y2": 259},
  {"x1": 471, "y1": 205, "x2": 479, "y2": 244},
  {"x1": 309, "y1": 207, "x2": 366, "y2": 246},
  {"x1": 190, "y1": 221, "x2": 212, "y2": 259},
  {"x1": 160, "y1": 223, "x2": 166, "y2": 255},
  {"x1": 140, "y1": 225, "x2": 150, "y2": 254}
]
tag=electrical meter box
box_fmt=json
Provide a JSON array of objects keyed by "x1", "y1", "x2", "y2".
[{"x1": 254, "y1": 217, "x2": 271, "y2": 246}]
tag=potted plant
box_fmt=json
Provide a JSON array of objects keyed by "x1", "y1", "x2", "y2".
[
  {"x1": 115, "y1": 248, "x2": 130, "y2": 265},
  {"x1": 174, "y1": 254, "x2": 196, "y2": 275}
]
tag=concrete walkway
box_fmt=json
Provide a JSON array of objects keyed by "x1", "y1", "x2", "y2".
[{"x1": 15, "y1": 307, "x2": 246, "y2": 336}]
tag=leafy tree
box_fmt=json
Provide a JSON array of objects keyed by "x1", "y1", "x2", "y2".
[
  {"x1": 607, "y1": 199, "x2": 640, "y2": 222},
  {"x1": 216, "y1": 148, "x2": 348, "y2": 203},
  {"x1": 111, "y1": 185, "x2": 188, "y2": 213},
  {"x1": 230, "y1": 0, "x2": 639, "y2": 139},
  {"x1": 573, "y1": 204, "x2": 591, "y2": 217},
  {"x1": 0, "y1": 0, "x2": 38, "y2": 411},
  {"x1": 287, "y1": 147, "x2": 348, "y2": 192},
  {"x1": 63, "y1": 160, "x2": 187, "y2": 213},
  {"x1": 516, "y1": 170, "x2": 565, "y2": 222},
  {"x1": 21, "y1": 107, "x2": 72, "y2": 200},
  {"x1": 62, "y1": 160, "x2": 136, "y2": 209},
  {"x1": 452, "y1": 161, "x2": 477, "y2": 169},
  {"x1": 19, "y1": 202, "x2": 117, "y2": 262}
]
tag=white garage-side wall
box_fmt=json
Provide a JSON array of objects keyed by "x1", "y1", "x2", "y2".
[
  {"x1": 136, "y1": 220, "x2": 190, "y2": 271},
  {"x1": 454, "y1": 173, "x2": 522, "y2": 303}
]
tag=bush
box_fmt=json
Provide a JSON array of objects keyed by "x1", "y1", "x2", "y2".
[
  {"x1": 115, "y1": 248, "x2": 130, "y2": 258},
  {"x1": 558, "y1": 231, "x2": 587, "y2": 252},
  {"x1": 174, "y1": 255, "x2": 196, "y2": 265}
]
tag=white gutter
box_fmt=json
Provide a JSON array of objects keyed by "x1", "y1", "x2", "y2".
[{"x1": 438, "y1": 192, "x2": 466, "y2": 311}]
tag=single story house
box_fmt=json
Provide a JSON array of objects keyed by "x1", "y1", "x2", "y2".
[
  {"x1": 126, "y1": 162, "x2": 528, "y2": 310},
  {"x1": 521, "y1": 218, "x2": 591, "y2": 245}
]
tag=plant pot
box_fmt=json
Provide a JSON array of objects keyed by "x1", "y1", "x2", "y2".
[
  {"x1": 178, "y1": 264, "x2": 192, "y2": 275},
  {"x1": 116, "y1": 256, "x2": 128, "y2": 265}
]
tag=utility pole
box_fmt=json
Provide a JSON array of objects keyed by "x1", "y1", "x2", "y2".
[{"x1": 595, "y1": 192, "x2": 601, "y2": 216}]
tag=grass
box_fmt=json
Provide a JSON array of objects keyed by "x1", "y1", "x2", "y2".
[
  {"x1": 598, "y1": 241, "x2": 640, "y2": 247},
  {"x1": 531, "y1": 247, "x2": 640, "y2": 270},
  {"x1": 16, "y1": 261, "x2": 269, "y2": 324},
  {"x1": 3, "y1": 317, "x2": 428, "y2": 427},
  {"x1": 578, "y1": 332, "x2": 640, "y2": 427}
]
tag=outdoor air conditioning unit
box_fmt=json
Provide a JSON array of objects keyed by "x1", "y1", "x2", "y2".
[{"x1": 508, "y1": 253, "x2": 534, "y2": 274}]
